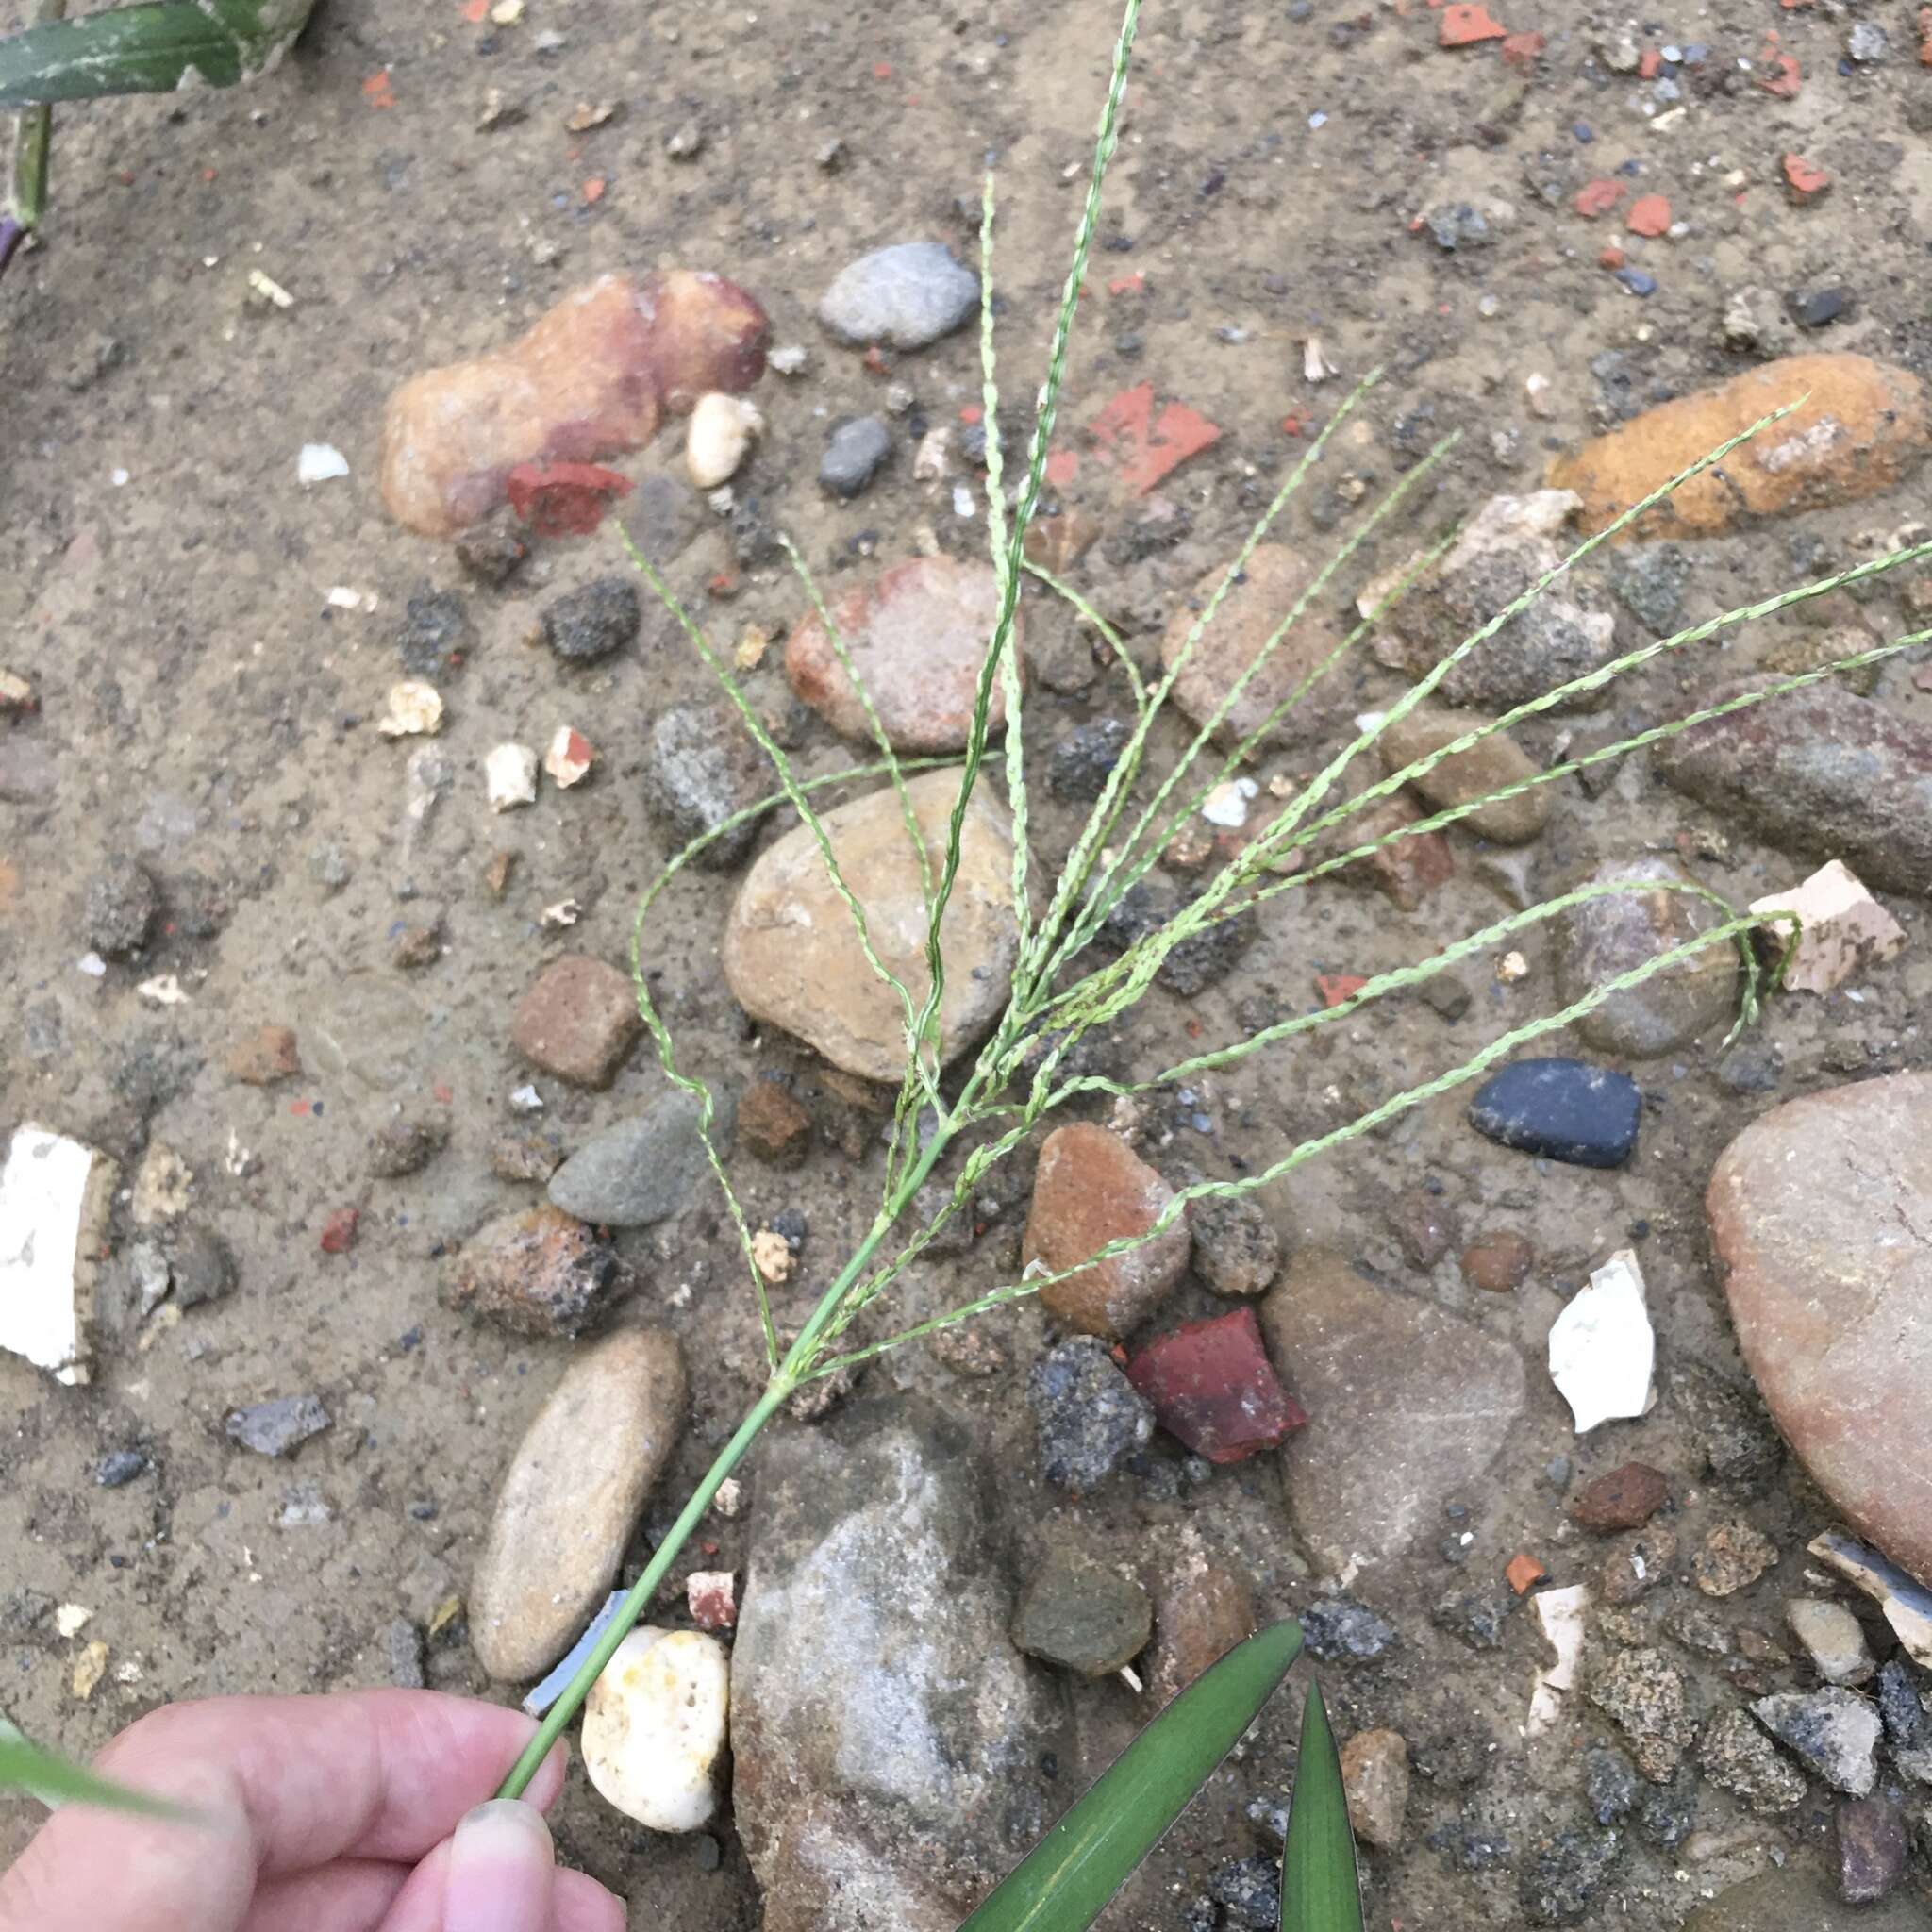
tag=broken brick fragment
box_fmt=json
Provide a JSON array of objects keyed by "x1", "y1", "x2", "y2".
[
  {"x1": 1439, "y1": 2, "x2": 1507, "y2": 45},
  {"x1": 1124, "y1": 1307, "x2": 1308, "y2": 1464},
  {"x1": 1782, "y1": 153, "x2": 1830, "y2": 204},
  {"x1": 1574, "y1": 178, "x2": 1624, "y2": 219},
  {"x1": 1625, "y1": 193, "x2": 1672, "y2": 238}
]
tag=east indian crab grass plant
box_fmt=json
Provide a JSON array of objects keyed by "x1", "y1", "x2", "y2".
[{"x1": 494, "y1": 0, "x2": 1932, "y2": 1913}]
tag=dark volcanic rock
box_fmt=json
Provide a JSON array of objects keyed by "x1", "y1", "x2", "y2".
[{"x1": 1468, "y1": 1058, "x2": 1641, "y2": 1168}]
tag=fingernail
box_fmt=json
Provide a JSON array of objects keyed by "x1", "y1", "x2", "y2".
[{"x1": 444, "y1": 1800, "x2": 555, "y2": 1932}]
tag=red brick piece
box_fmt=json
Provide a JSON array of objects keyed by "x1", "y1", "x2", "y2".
[
  {"x1": 1124, "y1": 1307, "x2": 1308, "y2": 1464},
  {"x1": 1574, "y1": 178, "x2": 1624, "y2": 219},
  {"x1": 320, "y1": 1206, "x2": 359, "y2": 1255},
  {"x1": 1782, "y1": 153, "x2": 1830, "y2": 204},
  {"x1": 1439, "y1": 2, "x2": 1507, "y2": 45},
  {"x1": 1085, "y1": 382, "x2": 1222, "y2": 497},
  {"x1": 1506, "y1": 1552, "x2": 1547, "y2": 1594},
  {"x1": 1501, "y1": 28, "x2": 1545, "y2": 64},
  {"x1": 1316, "y1": 974, "x2": 1369, "y2": 1008},
  {"x1": 1625, "y1": 193, "x2": 1672, "y2": 238},
  {"x1": 1570, "y1": 1460, "x2": 1670, "y2": 1531},
  {"x1": 510, "y1": 955, "x2": 641, "y2": 1089}
]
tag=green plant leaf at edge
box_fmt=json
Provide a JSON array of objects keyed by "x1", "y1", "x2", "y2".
[
  {"x1": 956, "y1": 1618, "x2": 1304, "y2": 1932},
  {"x1": 1279, "y1": 1684, "x2": 1364, "y2": 1932},
  {"x1": 0, "y1": 1730, "x2": 190, "y2": 1819},
  {"x1": 0, "y1": 0, "x2": 314, "y2": 109}
]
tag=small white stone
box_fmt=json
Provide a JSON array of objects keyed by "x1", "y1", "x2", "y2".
[
  {"x1": 509, "y1": 1084, "x2": 544, "y2": 1114},
  {"x1": 1750, "y1": 858, "x2": 1905, "y2": 994},
  {"x1": 686, "y1": 392, "x2": 762, "y2": 490},
  {"x1": 542, "y1": 725, "x2": 593, "y2": 789},
  {"x1": 1548, "y1": 1248, "x2": 1655, "y2": 1434},
  {"x1": 297, "y1": 443, "x2": 350, "y2": 486},
  {"x1": 913, "y1": 426, "x2": 951, "y2": 482},
  {"x1": 378, "y1": 680, "x2": 444, "y2": 738},
  {"x1": 768, "y1": 343, "x2": 808, "y2": 376},
  {"x1": 1785, "y1": 1598, "x2": 1875, "y2": 1686},
  {"x1": 54, "y1": 1603, "x2": 92, "y2": 1640},
  {"x1": 486, "y1": 743, "x2": 539, "y2": 812},
  {"x1": 1526, "y1": 1582, "x2": 1590, "y2": 1736},
  {"x1": 0, "y1": 1126, "x2": 118, "y2": 1386},
  {"x1": 583, "y1": 1626, "x2": 729, "y2": 1831},
  {"x1": 137, "y1": 974, "x2": 191, "y2": 1006},
  {"x1": 1202, "y1": 777, "x2": 1257, "y2": 829},
  {"x1": 77, "y1": 952, "x2": 107, "y2": 978}
]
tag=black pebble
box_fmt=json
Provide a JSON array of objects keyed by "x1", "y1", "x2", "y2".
[
  {"x1": 94, "y1": 1449, "x2": 149, "y2": 1488},
  {"x1": 1468, "y1": 1058, "x2": 1641, "y2": 1169},
  {"x1": 1787, "y1": 286, "x2": 1852, "y2": 330}
]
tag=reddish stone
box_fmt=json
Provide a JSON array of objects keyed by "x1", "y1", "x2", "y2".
[
  {"x1": 226, "y1": 1023, "x2": 301, "y2": 1086},
  {"x1": 1756, "y1": 38, "x2": 1802, "y2": 95},
  {"x1": 1316, "y1": 973, "x2": 1369, "y2": 1008},
  {"x1": 1501, "y1": 29, "x2": 1545, "y2": 64},
  {"x1": 1108, "y1": 272, "x2": 1145, "y2": 295},
  {"x1": 1043, "y1": 448, "x2": 1080, "y2": 490},
  {"x1": 1571, "y1": 1460, "x2": 1671, "y2": 1532},
  {"x1": 1461, "y1": 1228, "x2": 1534, "y2": 1292},
  {"x1": 1574, "y1": 178, "x2": 1624, "y2": 219},
  {"x1": 1599, "y1": 245, "x2": 1627, "y2": 270},
  {"x1": 1506, "y1": 1552, "x2": 1547, "y2": 1594},
  {"x1": 687, "y1": 1570, "x2": 737, "y2": 1630},
  {"x1": 1439, "y1": 2, "x2": 1507, "y2": 45},
  {"x1": 1085, "y1": 382, "x2": 1222, "y2": 496},
  {"x1": 1783, "y1": 153, "x2": 1830, "y2": 204},
  {"x1": 1638, "y1": 46, "x2": 1663, "y2": 76},
  {"x1": 1148, "y1": 1552, "x2": 1257, "y2": 1705},
  {"x1": 1351, "y1": 795, "x2": 1455, "y2": 911},
  {"x1": 320, "y1": 1207, "x2": 359, "y2": 1255},
  {"x1": 1124, "y1": 1307, "x2": 1308, "y2": 1464},
  {"x1": 510, "y1": 955, "x2": 641, "y2": 1089},
  {"x1": 1625, "y1": 193, "x2": 1672, "y2": 238},
  {"x1": 441, "y1": 1203, "x2": 631, "y2": 1339},
  {"x1": 506, "y1": 461, "x2": 634, "y2": 538},
  {"x1": 739, "y1": 1079, "x2": 812, "y2": 1168}
]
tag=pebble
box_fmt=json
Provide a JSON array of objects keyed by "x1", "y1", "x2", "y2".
[
  {"x1": 1390, "y1": 1190, "x2": 1459, "y2": 1269},
  {"x1": 1049, "y1": 717, "x2": 1131, "y2": 802},
  {"x1": 486, "y1": 742, "x2": 539, "y2": 811},
  {"x1": 1124, "y1": 1307, "x2": 1307, "y2": 1463},
  {"x1": 1160, "y1": 545, "x2": 1356, "y2": 752},
  {"x1": 441, "y1": 1203, "x2": 632, "y2": 1339},
  {"x1": 94, "y1": 1449, "x2": 148, "y2": 1488},
  {"x1": 1555, "y1": 857, "x2": 1738, "y2": 1058},
  {"x1": 1342, "y1": 794, "x2": 1457, "y2": 912},
  {"x1": 1571, "y1": 1461, "x2": 1669, "y2": 1532},
  {"x1": 546, "y1": 1091, "x2": 710, "y2": 1227},
  {"x1": 1207, "y1": 1857, "x2": 1278, "y2": 1929},
  {"x1": 225, "y1": 1024, "x2": 301, "y2": 1086},
  {"x1": 1609, "y1": 542, "x2": 1690, "y2": 634},
  {"x1": 366, "y1": 1114, "x2": 449, "y2": 1179},
  {"x1": 1520, "y1": 1825, "x2": 1623, "y2": 1926},
  {"x1": 1685, "y1": 1867, "x2": 1927, "y2": 1929},
  {"x1": 1188, "y1": 1192, "x2": 1281, "y2": 1296},
  {"x1": 1675, "y1": 1362, "x2": 1784, "y2": 1495},
  {"x1": 817, "y1": 241, "x2": 979, "y2": 351},
  {"x1": 225, "y1": 1394, "x2": 331, "y2": 1457},
  {"x1": 1010, "y1": 1545, "x2": 1152, "y2": 1675},
  {"x1": 1788, "y1": 285, "x2": 1852, "y2": 331},
  {"x1": 1468, "y1": 1058, "x2": 1641, "y2": 1168},
  {"x1": 1461, "y1": 1228, "x2": 1533, "y2": 1293},
  {"x1": 393, "y1": 591, "x2": 467, "y2": 680},
  {"x1": 1026, "y1": 1335, "x2": 1154, "y2": 1490},
  {"x1": 1549, "y1": 1249, "x2": 1655, "y2": 1434},
  {"x1": 1835, "y1": 1796, "x2": 1908, "y2": 1904},
  {"x1": 785, "y1": 555, "x2": 1014, "y2": 752},
  {"x1": 1434, "y1": 1586, "x2": 1515, "y2": 1651},
  {"x1": 641, "y1": 700, "x2": 771, "y2": 870},
  {"x1": 1093, "y1": 881, "x2": 1256, "y2": 997},
  {"x1": 686, "y1": 391, "x2": 761, "y2": 489},
  {"x1": 489, "y1": 1128, "x2": 565, "y2": 1183},
  {"x1": 469, "y1": 1328, "x2": 687, "y2": 1681},
  {"x1": 819, "y1": 415, "x2": 892, "y2": 497},
  {"x1": 1584, "y1": 1747, "x2": 1638, "y2": 1824},
  {"x1": 1023, "y1": 1124, "x2": 1191, "y2": 1339},
  {"x1": 583, "y1": 1625, "x2": 728, "y2": 1830},
  {"x1": 1302, "y1": 1596, "x2": 1397, "y2": 1664},
  {"x1": 1692, "y1": 1520, "x2": 1778, "y2": 1597},
  {"x1": 730, "y1": 1405, "x2": 1067, "y2": 1932},
  {"x1": 82, "y1": 858, "x2": 158, "y2": 958},
  {"x1": 1341, "y1": 1729, "x2": 1410, "y2": 1848},
  {"x1": 378, "y1": 680, "x2": 444, "y2": 738},
  {"x1": 1847, "y1": 20, "x2": 1890, "y2": 61},
  {"x1": 1748, "y1": 858, "x2": 1904, "y2": 994},
  {"x1": 510, "y1": 955, "x2": 642, "y2": 1089},
  {"x1": 1707, "y1": 1073, "x2": 1932, "y2": 1584},
  {"x1": 1751, "y1": 1688, "x2": 1881, "y2": 1794},
  {"x1": 1548, "y1": 353, "x2": 1929, "y2": 540},
  {"x1": 1371, "y1": 706, "x2": 1548, "y2": 844},
  {"x1": 383, "y1": 1618, "x2": 425, "y2": 1690},
  {"x1": 380, "y1": 270, "x2": 769, "y2": 535},
  {"x1": 542, "y1": 726, "x2": 593, "y2": 790},
  {"x1": 542, "y1": 576, "x2": 639, "y2": 662},
  {"x1": 1588, "y1": 1646, "x2": 1693, "y2": 1782},
  {"x1": 1260, "y1": 1248, "x2": 1524, "y2": 1571},
  {"x1": 724, "y1": 769, "x2": 1017, "y2": 1082},
  {"x1": 737, "y1": 1080, "x2": 811, "y2": 1167},
  {"x1": 1600, "y1": 1524, "x2": 1678, "y2": 1605},
  {"x1": 1370, "y1": 492, "x2": 1617, "y2": 712},
  {"x1": 454, "y1": 511, "x2": 528, "y2": 586},
  {"x1": 1147, "y1": 1546, "x2": 1257, "y2": 1702},
  {"x1": 1698, "y1": 1706, "x2": 1805, "y2": 1811}
]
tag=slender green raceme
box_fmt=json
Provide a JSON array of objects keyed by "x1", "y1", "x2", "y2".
[{"x1": 496, "y1": 0, "x2": 1929, "y2": 1821}]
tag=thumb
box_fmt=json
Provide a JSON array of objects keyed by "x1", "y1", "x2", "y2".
[{"x1": 441, "y1": 1800, "x2": 557, "y2": 1932}]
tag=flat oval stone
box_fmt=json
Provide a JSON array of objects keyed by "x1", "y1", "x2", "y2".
[
  {"x1": 469, "y1": 1328, "x2": 688, "y2": 1681},
  {"x1": 1469, "y1": 1058, "x2": 1641, "y2": 1168},
  {"x1": 583, "y1": 1625, "x2": 728, "y2": 1830},
  {"x1": 817, "y1": 241, "x2": 979, "y2": 351},
  {"x1": 1373, "y1": 706, "x2": 1549, "y2": 846},
  {"x1": 1707, "y1": 1071, "x2": 1932, "y2": 1586},
  {"x1": 546, "y1": 1091, "x2": 712, "y2": 1228}
]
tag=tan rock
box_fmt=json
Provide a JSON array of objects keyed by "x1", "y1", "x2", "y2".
[
  {"x1": 1159, "y1": 544, "x2": 1355, "y2": 753},
  {"x1": 470, "y1": 1328, "x2": 688, "y2": 1681},
  {"x1": 1022, "y1": 1124, "x2": 1191, "y2": 1340},
  {"x1": 1147, "y1": 1537, "x2": 1257, "y2": 1706},
  {"x1": 722, "y1": 769, "x2": 1019, "y2": 1082},
  {"x1": 785, "y1": 556, "x2": 1015, "y2": 753},
  {"x1": 1371, "y1": 706, "x2": 1548, "y2": 845},
  {"x1": 1749, "y1": 859, "x2": 1906, "y2": 994},
  {"x1": 1340, "y1": 1729, "x2": 1410, "y2": 1849},
  {"x1": 379, "y1": 270, "x2": 769, "y2": 536},
  {"x1": 1548, "y1": 353, "x2": 1931, "y2": 540}
]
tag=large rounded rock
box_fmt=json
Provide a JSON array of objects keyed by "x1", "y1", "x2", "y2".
[
  {"x1": 786, "y1": 556, "x2": 1016, "y2": 753},
  {"x1": 469, "y1": 1328, "x2": 688, "y2": 1681},
  {"x1": 1159, "y1": 545, "x2": 1356, "y2": 752},
  {"x1": 1555, "y1": 857, "x2": 1739, "y2": 1058},
  {"x1": 1259, "y1": 1249, "x2": 1525, "y2": 1571},
  {"x1": 1707, "y1": 1072, "x2": 1932, "y2": 1587},
  {"x1": 1373, "y1": 706, "x2": 1548, "y2": 845},
  {"x1": 1549, "y1": 353, "x2": 1930, "y2": 540},
  {"x1": 1022, "y1": 1124, "x2": 1191, "y2": 1341},
  {"x1": 730, "y1": 1401, "x2": 1068, "y2": 1932},
  {"x1": 722, "y1": 769, "x2": 1019, "y2": 1082}
]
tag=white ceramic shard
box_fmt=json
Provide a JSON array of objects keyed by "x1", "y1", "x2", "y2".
[
  {"x1": 1548, "y1": 1247, "x2": 1655, "y2": 1434},
  {"x1": 0, "y1": 1126, "x2": 119, "y2": 1386}
]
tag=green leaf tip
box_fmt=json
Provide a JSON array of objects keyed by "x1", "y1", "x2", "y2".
[
  {"x1": 0, "y1": 1732, "x2": 192, "y2": 1820},
  {"x1": 1279, "y1": 1683, "x2": 1365, "y2": 1932}
]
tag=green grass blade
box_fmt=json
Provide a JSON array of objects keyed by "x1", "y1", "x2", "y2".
[
  {"x1": 0, "y1": 1730, "x2": 187, "y2": 1818},
  {"x1": 1279, "y1": 1685, "x2": 1363, "y2": 1932},
  {"x1": 0, "y1": 0, "x2": 312, "y2": 107},
  {"x1": 955, "y1": 1620, "x2": 1305, "y2": 1932}
]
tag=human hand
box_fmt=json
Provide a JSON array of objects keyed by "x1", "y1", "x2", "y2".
[{"x1": 0, "y1": 1689, "x2": 625, "y2": 1932}]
